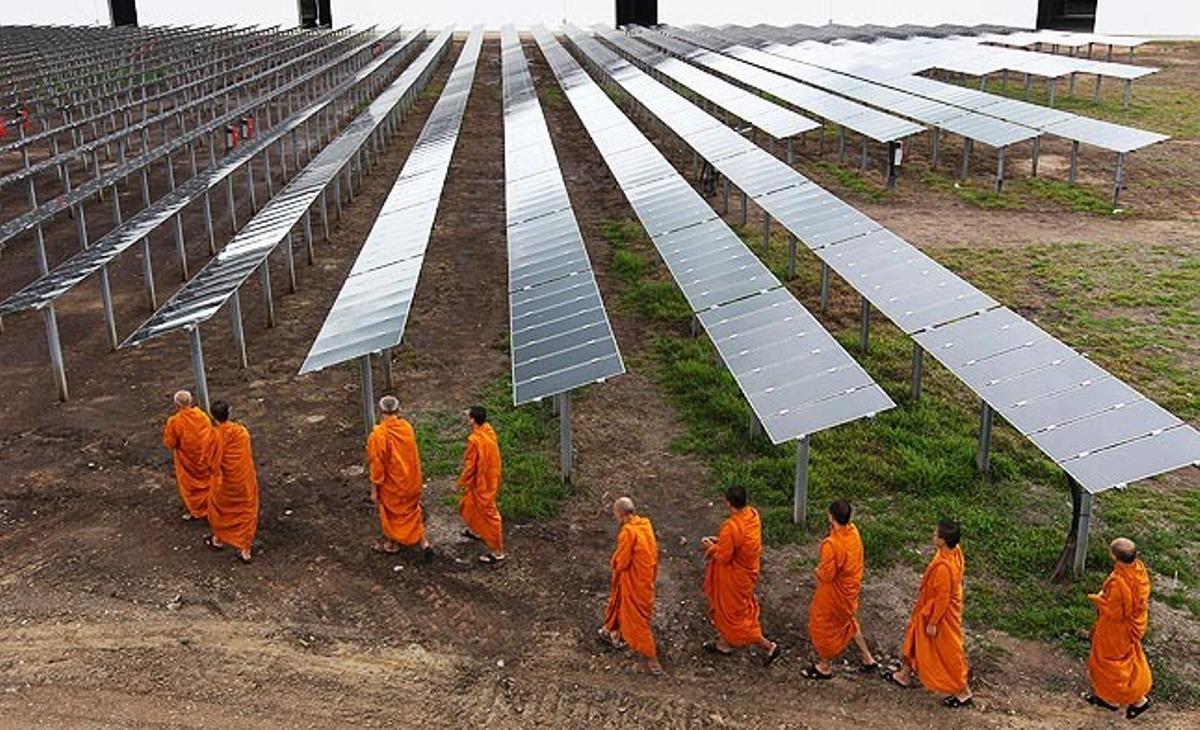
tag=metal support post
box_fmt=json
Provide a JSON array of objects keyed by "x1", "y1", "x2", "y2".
[
  {"x1": 1069, "y1": 141, "x2": 1079, "y2": 184},
  {"x1": 995, "y1": 147, "x2": 1006, "y2": 193},
  {"x1": 1123, "y1": 79, "x2": 1132, "y2": 108},
  {"x1": 1113, "y1": 152, "x2": 1125, "y2": 208},
  {"x1": 359, "y1": 354, "x2": 375, "y2": 439},
  {"x1": 1031, "y1": 136, "x2": 1041, "y2": 177},
  {"x1": 762, "y1": 211, "x2": 770, "y2": 254},
  {"x1": 381, "y1": 347, "x2": 394, "y2": 391},
  {"x1": 911, "y1": 343, "x2": 924, "y2": 401},
  {"x1": 786, "y1": 234, "x2": 797, "y2": 279},
  {"x1": 976, "y1": 401, "x2": 993, "y2": 474},
  {"x1": 859, "y1": 296, "x2": 870, "y2": 353},
  {"x1": 722, "y1": 175, "x2": 729, "y2": 214},
  {"x1": 960, "y1": 138, "x2": 973, "y2": 181},
  {"x1": 558, "y1": 393, "x2": 573, "y2": 482},
  {"x1": 229, "y1": 290, "x2": 248, "y2": 368},
  {"x1": 259, "y1": 262, "x2": 276, "y2": 327},
  {"x1": 819, "y1": 262, "x2": 830, "y2": 315},
  {"x1": 931, "y1": 128, "x2": 940, "y2": 166},
  {"x1": 1072, "y1": 487, "x2": 1093, "y2": 577},
  {"x1": 838, "y1": 126, "x2": 846, "y2": 163},
  {"x1": 793, "y1": 436, "x2": 809, "y2": 526},
  {"x1": 860, "y1": 138, "x2": 868, "y2": 173},
  {"x1": 786, "y1": 137, "x2": 794, "y2": 165},
  {"x1": 885, "y1": 141, "x2": 897, "y2": 189},
  {"x1": 188, "y1": 326, "x2": 210, "y2": 413},
  {"x1": 740, "y1": 190, "x2": 748, "y2": 226}
]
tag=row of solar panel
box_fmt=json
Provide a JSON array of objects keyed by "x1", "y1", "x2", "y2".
[
  {"x1": 569, "y1": 25, "x2": 1199, "y2": 493},
  {"x1": 537, "y1": 25, "x2": 894, "y2": 443},
  {"x1": 122, "y1": 30, "x2": 454, "y2": 350},
  {"x1": 500, "y1": 25, "x2": 625, "y2": 405},
  {"x1": 0, "y1": 32, "x2": 424, "y2": 319}
]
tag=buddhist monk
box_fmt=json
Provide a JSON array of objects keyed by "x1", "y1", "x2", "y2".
[
  {"x1": 885, "y1": 519, "x2": 973, "y2": 708},
  {"x1": 162, "y1": 389, "x2": 214, "y2": 521},
  {"x1": 802, "y1": 499, "x2": 879, "y2": 679},
  {"x1": 1085, "y1": 537, "x2": 1152, "y2": 720},
  {"x1": 701, "y1": 485, "x2": 781, "y2": 665},
  {"x1": 457, "y1": 405, "x2": 505, "y2": 564},
  {"x1": 366, "y1": 395, "x2": 431, "y2": 562},
  {"x1": 599, "y1": 497, "x2": 662, "y2": 675},
  {"x1": 203, "y1": 401, "x2": 259, "y2": 563}
]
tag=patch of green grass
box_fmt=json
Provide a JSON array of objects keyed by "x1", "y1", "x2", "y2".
[
  {"x1": 414, "y1": 378, "x2": 564, "y2": 521},
  {"x1": 920, "y1": 170, "x2": 1017, "y2": 209},
  {"x1": 1018, "y1": 177, "x2": 1119, "y2": 215},
  {"x1": 600, "y1": 217, "x2": 1200, "y2": 702},
  {"x1": 813, "y1": 160, "x2": 890, "y2": 203},
  {"x1": 538, "y1": 85, "x2": 563, "y2": 108}
]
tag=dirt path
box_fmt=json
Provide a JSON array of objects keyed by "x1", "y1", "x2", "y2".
[{"x1": 0, "y1": 37, "x2": 1197, "y2": 729}]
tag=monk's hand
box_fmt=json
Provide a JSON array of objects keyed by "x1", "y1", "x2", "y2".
[
  {"x1": 370, "y1": 485, "x2": 379, "y2": 504},
  {"x1": 925, "y1": 623, "x2": 938, "y2": 638},
  {"x1": 700, "y1": 536, "x2": 715, "y2": 548}
]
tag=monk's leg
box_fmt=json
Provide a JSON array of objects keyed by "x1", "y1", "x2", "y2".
[{"x1": 852, "y1": 628, "x2": 878, "y2": 667}]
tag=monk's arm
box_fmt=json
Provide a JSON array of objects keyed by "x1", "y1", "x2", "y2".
[
  {"x1": 457, "y1": 439, "x2": 479, "y2": 490},
  {"x1": 923, "y1": 565, "x2": 953, "y2": 627},
  {"x1": 367, "y1": 433, "x2": 387, "y2": 493},
  {"x1": 706, "y1": 521, "x2": 736, "y2": 564},
  {"x1": 814, "y1": 540, "x2": 838, "y2": 583},
  {"x1": 162, "y1": 418, "x2": 178, "y2": 450},
  {"x1": 612, "y1": 526, "x2": 635, "y2": 573}
]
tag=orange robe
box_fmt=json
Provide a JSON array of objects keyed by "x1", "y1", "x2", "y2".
[
  {"x1": 367, "y1": 416, "x2": 425, "y2": 546},
  {"x1": 703, "y1": 507, "x2": 766, "y2": 647},
  {"x1": 1088, "y1": 560, "x2": 1153, "y2": 706},
  {"x1": 457, "y1": 423, "x2": 503, "y2": 552},
  {"x1": 808, "y1": 522, "x2": 865, "y2": 660},
  {"x1": 903, "y1": 545, "x2": 968, "y2": 694},
  {"x1": 162, "y1": 406, "x2": 215, "y2": 518},
  {"x1": 207, "y1": 421, "x2": 260, "y2": 552},
  {"x1": 604, "y1": 515, "x2": 659, "y2": 660}
]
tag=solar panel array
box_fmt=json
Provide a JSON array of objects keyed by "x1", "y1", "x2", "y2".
[
  {"x1": 300, "y1": 28, "x2": 484, "y2": 374},
  {"x1": 567, "y1": 26, "x2": 1200, "y2": 493},
  {"x1": 500, "y1": 26, "x2": 624, "y2": 404},
  {"x1": 717, "y1": 26, "x2": 1169, "y2": 154},
  {"x1": 535, "y1": 25, "x2": 894, "y2": 443},
  {"x1": 629, "y1": 30, "x2": 923, "y2": 145},
  {"x1": 0, "y1": 31, "x2": 424, "y2": 317},
  {"x1": 124, "y1": 30, "x2": 456, "y2": 350},
  {"x1": 594, "y1": 27, "x2": 818, "y2": 141}
]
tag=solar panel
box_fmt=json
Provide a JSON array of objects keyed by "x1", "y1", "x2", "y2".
[
  {"x1": 123, "y1": 29, "x2": 457, "y2": 350},
  {"x1": 298, "y1": 28, "x2": 481, "y2": 374},
  {"x1": 501, "y1": 25, "x2": 624, "y2": 404},
  {"x1": 537, "y1": 25, "x2": 894, "y2": 444},
  {"x1": 0, "y1": 31, "x2": 424, "y2": 317}
]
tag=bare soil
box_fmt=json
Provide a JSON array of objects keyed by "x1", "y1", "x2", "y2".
[{"x1": 0, "y1": 36, "x2": 1197, "y2": 729}]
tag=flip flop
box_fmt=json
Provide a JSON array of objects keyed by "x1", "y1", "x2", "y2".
[
  {"x1": 478, "y1": 554, "x2": 506, "y2": 565},
  {"x1": 800, "y1": 665, "x2": 833, "y2": 680},
  {"x1": 942, "y1": 696, "x2": 974, "y2": 709},
  {"x1": 1125, "y1": 699, "x2": 1151, "y2": 720},
  {"x1": 461, "y1": 529, "x2": 481, "y2": 541},
  {"x1": 422, "y1": 546, "x2": 434, "y2": 564},
  {"x1": 1084, "y1": 693, "x2": 1119, "y2": 711},
  {"x1": 761, "y1": 643, "x2": 783, "y2": 667},
  {"x1": 882, "y1": 669, "x2": 913, "y2": 689},
  {"x1": 859, "y1": 661, "x2": 881, "y2": 673},
  {"x1": 597, "y1": 628, "x2": 625, "y2": 650},
  {"x1": 236, "y1": 552, "x2": 252, "y2": 565},
  {"x1": 371, "y1": 541, "x2": 400, "y2": 555},
  {"x1": 203, "y1": 535, "x2": 223, "y2": 551},
  {"x1": 702, "y1": 641, "x2": 733, "y2": 656}
]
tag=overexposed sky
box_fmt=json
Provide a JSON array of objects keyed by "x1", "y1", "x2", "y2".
[{"x1": 5, "y1": 1, "x2": 1040, "y2": 31}]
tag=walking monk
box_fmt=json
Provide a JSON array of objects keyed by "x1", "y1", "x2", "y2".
[
  {"x1": 457, "y1": 405, "x2": 505, "y2": 564},
  {"x1": 1085, "y1": 537, "x2": 1152, "y2": 720},
  {"x1": 886, "y1": 519, "x2": 974, "y2": 708},
  {"x1": 600, "y1": 497, "x2": 662, "y2": 675},
  {"x1": 701, "y1": 485, "x2": 781, "y2": 665},
  {"x1": 203, "y1": 401, "x2": 259, "y2": 563},
  {"x1": 162, "y1": 390, "x2": 214, "y2": 521},
  {"x1": 803, "y1": 499, "x2": 879, "y2": 679},
  {"x1": 366, "y1": 396, "x2": 431, "y2": 562}
]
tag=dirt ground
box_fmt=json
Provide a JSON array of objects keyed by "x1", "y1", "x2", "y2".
[{"x1": 0, "y1": 34, "x2": 1197, "y2": 729}]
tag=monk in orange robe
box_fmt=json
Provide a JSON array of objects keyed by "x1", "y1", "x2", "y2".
[
  {"x1": 886, "y1": 520, "x2": 974, "y2": 708},
  {"x1": 701, "y1": 485, "x2": 780, "y2": 665},
  {"x1": 1085, "y1": 537, "x2": 1152, "y2": 719},
  {"x1": 367, "y1": 395, "x2": 431, "y2": 561},
  {"x1": 600, "y1": 497, "x2": 662, "y2": 675},
  {"x1": 802, "y1": 499, "x2": 879, "y2": 679},
  {"x1": 162, "y1": 390, "x2": 214, "y2": 520},
  {"x1": 457, "y1": 405, "x2": 505, "y2": 564},
  {"x1": 203, "y1": 401, "x2": 259, "y2": 563}
]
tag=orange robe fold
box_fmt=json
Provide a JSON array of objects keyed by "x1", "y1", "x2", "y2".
[
  {"x1": 162, "y1": 406, "x2": 215, "y2": 518},
  {"x1": 703, "y1": 507, "x2": 766, "y2": 647},
  {"x1": 808, "y1": 522, "x2": 865, "y2": 660},
  {"x1": 604, "y1": 515, "x2": 659, "y2": 660},
  {"x1": 367, "y1": 416, "x2": 425, "y2": 546},
  {"x1": 1088, "y1": 560, "x2": 1153, "y2": 706},
  {"x1": 457, "y1": 423, "x2": 503, "y2": 552},
  {"x1": 207, "y1": 421, "x2": 260, "y2": 552},
  {"x1": 903, "y1": 545, "x2": 968, "y2": 694}
]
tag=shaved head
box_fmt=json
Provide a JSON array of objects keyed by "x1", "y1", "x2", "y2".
[
  {"x1": 379, "y1": 395, "x2": 400, "y2": 414},
  {"x1": 1111, "y1": 538, "x2": 1138, "y2": 564},
  {"x1": 173, "y1": 390, "x2": 193, "y2": 408},
  {"x1": 614, "y1": 496, "x2": 635, "y2": 515}
]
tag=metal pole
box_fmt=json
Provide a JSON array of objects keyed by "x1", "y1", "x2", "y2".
[
  {"x1": 931, "y1": 128, "x2": 940, "y2": 167},
  {"x1": 1031, "y1": 136, "x2": 1041, "y2": 177},
  {"x1": 229, "y1": 290, "x2": 248, "y2": 368},
  {"x1": 793, "y1": 436, "x2": 809, "y2": 527},
  {"x1": 885, "y1": 141, "x2": 897, "y2": 189},
  {"x1": 960, "y1": 138, "x2": 973, "y2": 181},
  {"x1": 359, "y1": 354, "x2": 375, "y2": 439},
  {"x1": 559, "y1": 393, "x2": 573, "y2": 482},
  {"x1": 761, "y1": 211, "x2": 770, "y2": 254},
  {"x1": 259, "y1": 262, "x2": 276, "y2": 327},
  {"x1": 1072, "y1": 488, "x2": 1093, "y2": 577},
  {"x1": 188, "y1": 326, "x2": 210, "y2": 413},
  {"x1": 1112, "y1": 152, "x2": 1125, "y2": 209},
  {"x1": 911, "y1": 343, "x2": 924, "y2": 401},
  {"x1": 787, "y1": 137, "x2": 794, "y2": 165},
  {"x1": 1069, "y1": 141, "x2": 1079, "y2": 184},
  {"x1": 976, "y1": 401, "x2": 993, "y2": 474},
  {"x1": 820, "y1": 262, "x2": 830, "y2": 315},
  {"x1": 859, "y1": 138, "x2": 868, "y2": 173},
  {"x1": 1093, "y1": 75, "x2": 1102, "y2": 103},
  {"x1": 786, "y1": 233, "x2": 797, "y2": 279},
  {"x1": 1123, "y1": 79, "x2": 1131, "y2": 109},
  {"x1": 722, "y1": 175, "x2": 729, "y2": 214},
  {"x1": 859, "y1": 297, "x2": 871, "y2": 352},
  {"x1": 995, "y1": 147, "x2": 1006, "y2": 193},
  {"x1": 740, "y1": 190, "x2": 748, "y2": 227}
]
